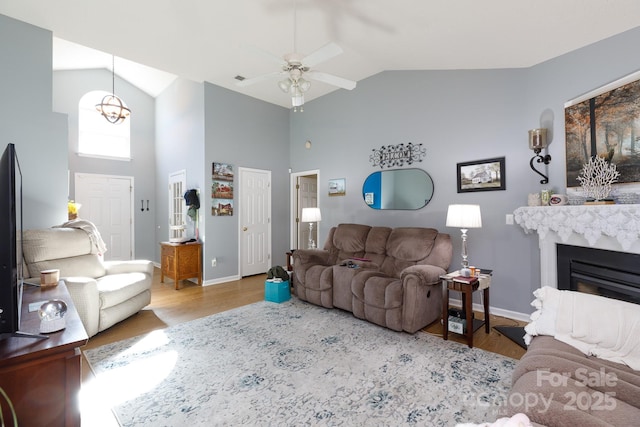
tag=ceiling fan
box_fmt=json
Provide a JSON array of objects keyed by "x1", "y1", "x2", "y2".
[
  {"x1": 236, "y1": 42, "x2": 356, "y2": 111},
  {"x1": 235, "y1": 3, "x2": 356, "y2": 111}
]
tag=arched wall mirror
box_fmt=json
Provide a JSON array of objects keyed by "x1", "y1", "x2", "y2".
[{"x1": 362, "y1": 168, "x2": 434, "y2": 210}]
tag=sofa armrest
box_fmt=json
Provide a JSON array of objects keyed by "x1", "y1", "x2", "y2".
[
  {"x1": 400, "y1": 264, "x2": 446, "y2": 285},
  {"x1": 63, "y1": 277, "x2": 100, "y2": 338},
  {"x1": 103, "y1": 259, "x2": 154, "y2": 276},
  {"x1": 400, "y1": 265, "x2": 447, "y2": 333},
  {"x1": 292, "y1": 249, "x2": 331, "y2": 268}
]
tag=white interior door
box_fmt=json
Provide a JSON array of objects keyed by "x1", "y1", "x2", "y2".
[
  {"x1": 75, "y1": 173, "x2": 133, "y2": 261},
  {"x1": 239, "y1": 168, "x2": 271, "y2": 276},
  {"x1": 297, "y1": 175, "x2": 318, "y2": 249}
]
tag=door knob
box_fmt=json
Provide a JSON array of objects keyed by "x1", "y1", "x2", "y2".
[{"x1": 242, "y1": 226, "x2": 248, "y2": 231}]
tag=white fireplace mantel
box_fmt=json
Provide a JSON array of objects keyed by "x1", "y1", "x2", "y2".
[{"x1": 514, "y1": 205, "x2": 640, "y2": 288}]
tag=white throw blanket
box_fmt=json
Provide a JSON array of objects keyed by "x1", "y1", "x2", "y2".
[
  {"x1": 56, "y1": 219, "x2": 108, "y2": 255},
  {"x1": 525, "y1": 286, "x2": 640, "y2": 370}
]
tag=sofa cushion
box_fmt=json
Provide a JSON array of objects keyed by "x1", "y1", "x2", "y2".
[
  {"x1": 333, "y1": 224, "x2": 371, "y2": 253},
  {"x1": 22, "y1": 228, "x2": 106, "y2": 278},
  {"x1": 510, "y1": 336, "x2": 640, "y2": 426},
  {"x1": 386, "y1": 227, "x2": 437, "y2": 262},
  {"x1": 23, "y1": 228, "x2": 95, "y2": 261},
  {"x1": 97, "y1": 272, "x2": 151, "y2": 309},
  {"x1": 28, "y1": 255, "x2": 106, "y2": 280},
  {"x1": 364, "y1": 227, "x2": 392, "y2": 254}
]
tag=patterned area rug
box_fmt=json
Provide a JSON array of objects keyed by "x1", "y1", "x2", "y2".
[{"x1": 84, "y1": 299, "x2": 516, "y2": 426}]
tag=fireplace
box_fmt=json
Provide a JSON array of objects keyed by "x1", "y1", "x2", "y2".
[
  {"x1": 557, "y1": 244, "x2": 640, "y2": 304},
  {"x1": 514, "y1": 204, "x2": 640, "y2": 290}
]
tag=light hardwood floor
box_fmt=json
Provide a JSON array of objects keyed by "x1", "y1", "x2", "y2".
[{"x1": 80, "y1": 268, "x2": 527, "y2": 425}]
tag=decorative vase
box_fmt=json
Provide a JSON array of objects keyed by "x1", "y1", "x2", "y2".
[{"x1": 528, "y1": 193, "x2": 541, "y2": 206}]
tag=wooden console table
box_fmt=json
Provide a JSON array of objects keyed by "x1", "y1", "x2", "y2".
[
  {"x1": 160, "y1": 241, "x2": 203, "y2": 289},
  {"x1": 0, "y1": 281, "x2": 88, "y2": 426}
]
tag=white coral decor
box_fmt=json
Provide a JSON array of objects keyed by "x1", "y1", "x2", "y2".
[{"x1": 576, "y1": 156, "x2": 620, "y2": 201}]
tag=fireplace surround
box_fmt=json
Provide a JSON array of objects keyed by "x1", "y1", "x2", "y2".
[{"x1": 514, "y1": 204, "x2": 640, "y2": 290}]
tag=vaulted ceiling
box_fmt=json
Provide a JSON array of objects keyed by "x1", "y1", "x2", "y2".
[{"x1": 2, "y1": 1, "x2": 640, "y2": 107}]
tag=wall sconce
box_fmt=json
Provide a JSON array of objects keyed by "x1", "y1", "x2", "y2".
[{"x1": 528, "y1": 128, "x2": 551, "y2": 184}]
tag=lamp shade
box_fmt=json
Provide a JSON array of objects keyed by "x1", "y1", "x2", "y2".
[
  {"x1": 301, "y1": 207, "x2": 321, "y2": 222},
  {"x1": 446, "y1": 204, "x2": 482, "y2": 228}
]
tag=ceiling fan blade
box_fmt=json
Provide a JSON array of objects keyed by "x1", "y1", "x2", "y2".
[
  {"x1": 244, "y1": 45, "x2": 287, "y2": 67},
  {"x1": 301, "y1": 42, "x2": 343, "y2": 68},
  {"x1": 235, "y1": 71, "x2": 286, "y2": 87},
  {"x1": 306, "y1": 71, "x2": 356, "y2": 90}
]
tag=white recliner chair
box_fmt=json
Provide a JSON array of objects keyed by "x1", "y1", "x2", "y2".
[{"x1": 21, "y1": 226, "x2": 153, "y2": 337}]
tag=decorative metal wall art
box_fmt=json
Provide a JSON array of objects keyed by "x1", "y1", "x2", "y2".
[{"x1": 369, "y1": 142, "x2": 425, "y2": 168}]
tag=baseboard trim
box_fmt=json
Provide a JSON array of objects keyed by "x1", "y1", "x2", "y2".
[
  {"x1": 203, "y1": 275, "x2": 241, "y2": 287},
  {"x1": 448, "y1": 297, "x2": 530, "y2": 323}
]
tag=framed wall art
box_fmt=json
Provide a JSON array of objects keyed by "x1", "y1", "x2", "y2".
[
  {"x1": 328, "y1": 178, "x2": 346, "y2": 196},
  {"x1": 565, "y1": 69, "x2": 640, "y2": 187},
  {"x1": 212, "y1": 162, "x2": 234, "y2": 216},
  {"x1": 457, "y1": 157, "x2": 506, "y2": 193}
]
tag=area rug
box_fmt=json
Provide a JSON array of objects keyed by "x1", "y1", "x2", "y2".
[{"x1": 84, "y1": 299, "x2": 516, "y2": 426}]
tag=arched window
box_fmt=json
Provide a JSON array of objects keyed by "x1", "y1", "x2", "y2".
[{"x1": 78, "y1": 90, "x2": 131, "y2": 160}]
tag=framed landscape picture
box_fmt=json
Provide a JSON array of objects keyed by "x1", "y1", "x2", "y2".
[
  {"x1": 328, "y1": 178, "x2": 346, "y2": 196},
  {"x1": 212, "y1": 162, "x2": 234, "y2": 216},
  {"x1": 457, "y1": 157, "x2": 506, "y2": 193},
  {"x1": 565, "y1": 70, "x2": 640, "y2": 187}
]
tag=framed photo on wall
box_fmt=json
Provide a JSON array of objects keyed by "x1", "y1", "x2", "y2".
[
  {"x1": 328, "y1": 178, "x2": 346, "y2": 196},
  {"x1": 457, "y1": 157, "x2": 506, "y2": 193},
  {"x1": 565, "y1": 69, "x2": 640, "y2": 187},
  {"x1": 212, "y1": 162, "x2": 234, "y2": 216}
]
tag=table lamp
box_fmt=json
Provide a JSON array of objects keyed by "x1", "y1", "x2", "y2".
[
  {"x1": 446, "y1": 204, "x2": 482, "y2": 277},
  {"x1": 301, "y1": 207, "x2": 321, "y2": 249}
]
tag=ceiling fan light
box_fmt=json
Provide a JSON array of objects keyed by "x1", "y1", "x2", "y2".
[
  {"x1": 278, "y1": 78, "x2": 292, "y2": 93},
  {"x1": 291, "y1": 92, "x2": 304, "y2": 107},
  {"x1": 298, "y1": 78, "x2": 311, "y2": 92}
]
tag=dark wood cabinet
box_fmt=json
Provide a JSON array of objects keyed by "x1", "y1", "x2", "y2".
[
  {"x1": 160, "y1": 241, "x2": 203, "y2": 289},
  {"x1": 0, "y1": 282, "x2": 88, "y2": 427}
]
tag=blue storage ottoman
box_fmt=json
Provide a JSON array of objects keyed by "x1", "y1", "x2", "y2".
[{"x1": 265, "y1": 279, "x2": 290, "y2": 303}]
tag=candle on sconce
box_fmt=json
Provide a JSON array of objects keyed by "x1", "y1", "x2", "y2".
[{"x1": 528, "y1": 128, "x2": 547, "y2": 151}]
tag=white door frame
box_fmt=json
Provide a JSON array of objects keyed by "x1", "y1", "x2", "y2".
[
  {"x1": 238, "y1": 167, "x2": 272, "y2": 277},
  {"x1": 290, "y1": 169, "x2": 320, "y2": 250}
]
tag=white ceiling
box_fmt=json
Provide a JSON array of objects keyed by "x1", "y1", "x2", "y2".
[{"x1": 2, "y1": 0, "x2": 640, "y2": 108}]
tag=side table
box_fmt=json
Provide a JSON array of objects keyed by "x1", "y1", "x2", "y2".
[
  {"x1": 160, "y1": 241, "x2": 203, "y2": 289},
  {"x1": 441, "y1": 270, "x2": 491, "y2": 348},
  {"x1": 286, "y1": 251, "x2": 293, "y2": 271}
]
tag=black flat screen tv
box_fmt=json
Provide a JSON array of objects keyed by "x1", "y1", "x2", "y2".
[{"x1": 0, "y1": 143, "x2": 23, "y2": 337}]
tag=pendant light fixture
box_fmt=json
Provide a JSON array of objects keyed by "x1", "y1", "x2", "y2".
[{"x1": 96, "y1": 55, "x2": 131, "y2": 124}]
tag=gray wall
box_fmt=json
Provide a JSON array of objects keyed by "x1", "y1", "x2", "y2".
[
  {"x1": 0, "y1": 15, "x2": 68, "y2": 229},
  {"x1": 155, "y1": 77, "x2": 205, "y2": 262},
  {"x1": 52, "y1": 69, "x2": 157, "y2": 260},
  {"x1": 155, "y1": 81, "x2": 290, "y2": 283},
  {"x1": 291, "y1": 27, "x2": 640, "y2": 317},
  {"x1": 203, "y1": 83, "x2": 290, "y2": 280}
]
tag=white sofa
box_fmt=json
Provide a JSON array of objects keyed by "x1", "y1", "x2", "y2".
[{"x1": 22, "y1": 227, "x2": 153, "y2": 337}]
